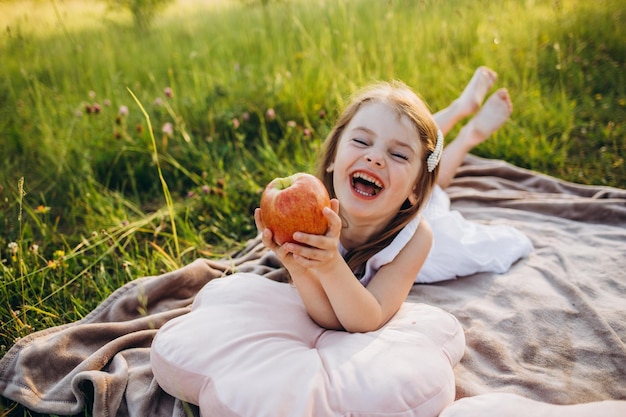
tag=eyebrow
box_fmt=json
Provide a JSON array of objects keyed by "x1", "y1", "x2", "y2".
[{"x1": 350, "y1": 126, "x2": 375, "y2": 137}]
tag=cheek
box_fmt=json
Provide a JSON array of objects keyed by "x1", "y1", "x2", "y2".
[
  {"x1": 333, "y1": 142, "x2": 351, "y2": 162},
  {"x1": 398, "y1": 168, "x2": 421, "y2": 195},
  {"x1": 332, "y1": 171, "x2": 345, "y2": 196},
  {"x1": 330, "y1": 147, "x2": 353, "y2": 179}
]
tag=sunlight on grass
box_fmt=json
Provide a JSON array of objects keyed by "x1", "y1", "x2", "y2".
[
  {"x1": 0, "y1": 1, "x2": 624, "y2": 413},
  {"x1": 0, "y1": 0, "x2": 115, "y2": 38}
]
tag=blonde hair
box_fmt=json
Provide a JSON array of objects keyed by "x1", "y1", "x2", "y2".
[{"x1": 315, "y1": 80, "x2": 440, "y2": 275}]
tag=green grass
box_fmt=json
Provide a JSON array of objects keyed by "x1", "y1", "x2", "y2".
[{"x1": 0, "y1": 0, "x2": 625, "y2": 415}]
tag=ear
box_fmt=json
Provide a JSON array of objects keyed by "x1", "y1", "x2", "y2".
[
  {"x1": 408, "y1": 193, "x2": 418, "y2": 206},
  {"x1": 326, "y1": 162, "x2": 335, "y2": 173}
]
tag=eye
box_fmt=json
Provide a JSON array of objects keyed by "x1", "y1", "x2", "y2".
[
  {"x1": 352, "y1": 138, "x2": 368, "y2": 146},
  {"x1": 391, "y1": 151, "x2": 409, "y2": 161}
]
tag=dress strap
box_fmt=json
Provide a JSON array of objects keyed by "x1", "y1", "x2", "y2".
[{"x1": 358, "y1": 214, "x2": 421, "y2": 286}]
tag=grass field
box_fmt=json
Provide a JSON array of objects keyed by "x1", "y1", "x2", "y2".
[{"x1": 0, "y1": 0, "x2": 624, "y2": 415}]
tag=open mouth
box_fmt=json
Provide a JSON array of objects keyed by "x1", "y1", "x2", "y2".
[{"x1": 351, "y1": 172, "x2": 383, "y2": 197}]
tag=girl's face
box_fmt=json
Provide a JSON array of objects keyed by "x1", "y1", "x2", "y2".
[{"x1": 331, "y1": 101, "x2": 423, "y2": 227}]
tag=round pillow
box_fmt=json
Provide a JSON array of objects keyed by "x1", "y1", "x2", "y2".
[{"x1": 151, "y1": 273, "x2": 464, "y2": 417}]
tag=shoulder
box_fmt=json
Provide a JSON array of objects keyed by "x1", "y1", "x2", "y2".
[
  {"x1": 397, "y1": 217, "x2": 433, "y2": 265},
  {"x1": 358, "y1": 215, "x2": 431, "y2": 287},
  {"x1": 382, "y1": 216, "x2": 432, "y2": 271},
  {"x1": 367, "y1": 217, "x2": 432, "y2": 292}
]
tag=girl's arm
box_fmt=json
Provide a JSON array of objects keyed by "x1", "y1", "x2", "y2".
[
  {"x1": 298, "y1": 217, "x2": 432, "y2": 332},
  {"x1": 254, "y1": 205, "x2": 343, "y2": 330},
  {"x1": 276, "y1": 207, "x2": 432, "y2": 333},
  {"x1": 358, "y1": 219, "x2": 432, "y2": 328}
]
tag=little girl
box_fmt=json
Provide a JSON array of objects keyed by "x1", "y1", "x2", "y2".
[
  {"x1": 254, "y1": 66, "x2": 521, "y2": 332},
  {"x1": 255, "y1": 80, "x2": 442, "y2": 333}
]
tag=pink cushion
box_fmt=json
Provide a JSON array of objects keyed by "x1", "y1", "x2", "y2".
[{"x1": 151, "y1": 273, "x2": 464, "y2": 417}]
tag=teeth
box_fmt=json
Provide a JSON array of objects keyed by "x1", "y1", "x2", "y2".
[
  {"x1": 352, "y1": 172, "x2": 383, "y2": 188},
  {"x1": 355, "y1": 188, "x2": 375, "y2": 196}
]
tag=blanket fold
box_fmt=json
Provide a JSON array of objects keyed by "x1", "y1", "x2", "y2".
[{"x1": 1, "y1": 155, "x2": 625, "y2": 416}]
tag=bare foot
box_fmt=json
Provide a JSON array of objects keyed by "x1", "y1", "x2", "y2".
[
  {"x1": 434, "y1": 85, "x2": 512, "y2": 189},
  {"x1": 453, "y1": 66, "x2": 498, "y2": 119},
  {"x1": 461, "y1": 88, "x2": 512, "y2": 148},
  {"x1": 439, "y1": 393, "x2": 626, "y2": 417}
]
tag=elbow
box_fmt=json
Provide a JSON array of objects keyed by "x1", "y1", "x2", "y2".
[
  {"x1": 343, "y1": 323, "x2": 383, "y2": 334},
  {"x1": 311, "y1": 317, "x2": 378, "y2": 333},
  {"x1": 310, "y1": 315, "x2": 343, "y2": 331},
  {"x1": 342, "y1": 315, "x2": 386, "y2": 334},
  {"x1": 343, "y1": 326, "x2": 376, "y2": 334}
]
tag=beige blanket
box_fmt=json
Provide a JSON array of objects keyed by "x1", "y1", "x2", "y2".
[{"x1": 1, "y1": 155, "x2": 625, "y2": 416}]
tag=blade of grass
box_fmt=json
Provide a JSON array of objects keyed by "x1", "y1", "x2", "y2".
[{"x1": 127, "y1": 87, "x2": 181, "y2": 264}]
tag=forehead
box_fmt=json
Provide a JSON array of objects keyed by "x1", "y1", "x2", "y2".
[{"x1": 346, "y1": 101, "x2": 420, "y2": 144}]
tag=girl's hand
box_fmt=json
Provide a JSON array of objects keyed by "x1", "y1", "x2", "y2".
[
  {"x1": 254, "y1": 199, "x2": 342, "y2": 271},
  {"x1": 254, "y1": 207, "x2": 280, "y2": 252},
  {"x1": 282, "y1": 199, "x2": 342, "y2": 269}
]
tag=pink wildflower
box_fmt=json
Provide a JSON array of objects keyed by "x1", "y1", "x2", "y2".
[
  {"x1": 232, "y1": 118, "x2": 240, "y2": 129},
  {"x1": 119, "y1": 105, "x2": 129, "y2": 116},
  {"x1": 162, "y1": 122, "x2": 174, "y2": 137},
  {"x1": 266, "y1": 108, "x2": 275, "y2": 120},
  {"x1": 164, "y1": 87, "x2": 173, "y2": 98}
]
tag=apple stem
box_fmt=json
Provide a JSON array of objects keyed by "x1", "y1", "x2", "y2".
[{"x1": 277, "y1": 177, "x2": 292, "y2": 190}]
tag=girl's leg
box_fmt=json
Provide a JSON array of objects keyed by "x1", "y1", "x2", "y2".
[
  {"x1": 439, "y1": 393, "x2": 626, "y2": 417},
  {"x1": 434, "y1": 66, "x2": 498, "y2": 136},
  {"x1": 437, "y1": 88, "x2": 513, "y2": 189}
]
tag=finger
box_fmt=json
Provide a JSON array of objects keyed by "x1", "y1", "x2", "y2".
[
  {"x1": 290, "y1": 208, "x2": 341, "y2": 251},
  {"x1": 292, "y1": 252, "x2": 319, "y2": 268},
  {"x1": 285, "y1": 242, "x2": 323, "y2": 262},
  {"x1": 255, "y1": 209, "x2": 281, "y2": 250},
  {"x1": 323, "y1": 206, "x2": 342, "y2": 238},
  {"x1": 291, "y1": 232, "x2": 329, "y2": 252},
  {"x1": 254, "y1": 208, "x2": 265, "y2": 231},
  {"x1": 273, "y1": 243, "x2": 298, "y2": 267},
  {"x1": 260, "y1": 228, "x2": 272, "y2": 247},
  {"x1": 258, "y1": 227, "x2": 280, "y2": 252}
]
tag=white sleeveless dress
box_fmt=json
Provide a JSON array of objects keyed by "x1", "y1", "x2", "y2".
[{"x1": 342, "y1": 185, "x2": 533, "y2": 285}]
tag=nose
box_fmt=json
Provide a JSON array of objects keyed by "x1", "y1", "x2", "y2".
[{"x1": 365, "y1": 153, "x2": 385, "y2": 168}]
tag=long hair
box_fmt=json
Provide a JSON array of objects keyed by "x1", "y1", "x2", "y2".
[{"x1": 315, "y1": 81, "x2": 440, "y2": 275}]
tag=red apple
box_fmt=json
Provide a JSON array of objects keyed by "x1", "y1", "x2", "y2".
[{"x1": 260, "y1": 173, "x2": 331, "y2": 245}]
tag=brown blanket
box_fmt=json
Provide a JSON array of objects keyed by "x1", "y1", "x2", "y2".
[{"x1": 1, "y1": 155, "x2": 625, "y2": 416}]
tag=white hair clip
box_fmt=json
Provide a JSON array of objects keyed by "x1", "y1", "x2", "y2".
[{"x1": 427, "y1": 129, "x2": 444, "y2": 172}]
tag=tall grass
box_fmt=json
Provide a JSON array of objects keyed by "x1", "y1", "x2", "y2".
[{"x1": 0, "y1": 0, "x2": 624, "y2": 415}]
